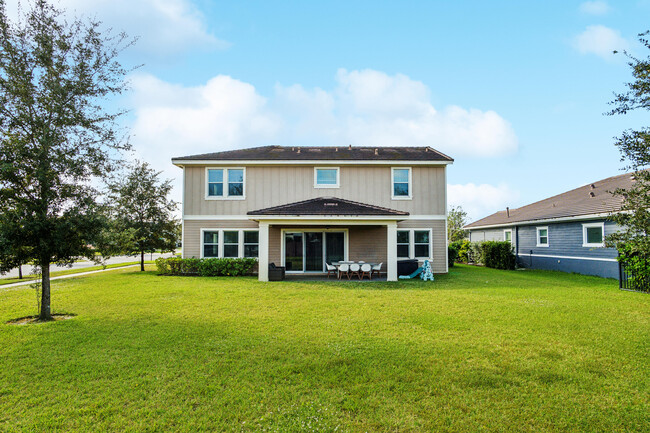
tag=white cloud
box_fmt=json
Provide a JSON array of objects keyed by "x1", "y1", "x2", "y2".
[
  {"x1": 579, "y1": 1, "x2": 610, "y2": 15},
  {"x1": 5, "y1": 0, "x2": 228, "y2": 57},
  {"x1": 448, "y1": 183, "x2": 520, "y2": 221},
  {"x1": 130, "y1": 73, "x2": 280, "y2": 168},
  {"x1": 573, "y1": 25, "x2": 627, "y2": 60},
  {"x1": 129, "y1": 69, "x2": 519, "y2": 202}
]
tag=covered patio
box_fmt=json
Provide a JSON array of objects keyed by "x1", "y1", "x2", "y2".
[{"x1": 248, "y1": 197, "x2": 409, "y2": 282}]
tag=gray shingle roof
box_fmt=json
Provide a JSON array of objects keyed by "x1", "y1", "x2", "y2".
[
  {"x1": 464, "y1": 171, "x2": 638, "y2": 228},
  {"x1": 248, "y1": 197, "x2": 409, "y2": 216},
  {"x1": 172, "y1": 145, "x2": 453, "y2": 162}
]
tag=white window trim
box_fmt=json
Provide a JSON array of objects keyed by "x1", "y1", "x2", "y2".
[
  {"x1": 313, "y1": 167, "x2": 340, "y2": 188},
  {"x1": 200, "y1": 228, "x2": 259, "y2": 259},
  {"x1": 391, "y1": 167, "x2": 412, "y2": 200},
  {"x1": 205, "y1": 167, "x2": 246, "y2": 200},
  {"x1": 536, "y1": 226, "x2": 549, "y2": 247},
  {"x1": 504, "y1": 229, "x2": 513, "y2": 244},
  {"x1": 397, "y1": 228, "x2": 432, "y2": 259},
  {"x1": 582, "y1": 222, "x2": 605, "y2": 247}
]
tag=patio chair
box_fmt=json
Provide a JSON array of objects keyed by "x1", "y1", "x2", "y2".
[
  {"x1": 268, "y1": 263, "x2": 285, "y2": 281},
  {"x1": 360, "y1": 263, "x2": 372, "y2": 280},
  {"x1": 325, "y1": 263, "x2": 337, "y2": 279},
  {"x1": 338, "y1": 263, "x2": 350, "y2": 280},
  {"x1": 371, "y1": 262, "x2": 383, "y2": 278},
  {"x1": 349, "y1": 263, "x2": 361, "y2": 280}
]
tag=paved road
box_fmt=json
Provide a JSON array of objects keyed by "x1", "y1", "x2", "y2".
[{"x1": 1, "y1": 252, "x2": 177, "y2": 279}]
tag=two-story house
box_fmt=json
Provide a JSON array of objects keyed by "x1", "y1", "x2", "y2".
[{"x1": 171, "y1": 145, "x2": 453, "y2": 281}]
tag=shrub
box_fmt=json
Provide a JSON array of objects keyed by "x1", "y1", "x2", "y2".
[
  {"x1": 182, "y1": 258, "x2": 201, "y2": 275},
  {"x1": 450, "y1": 239, "x2": 470, "y2": 263},
  {"x1": 154, "y1": 257, "x2": 169, "y2": 274},
  {"x1": 468, "y1": 242, "x2": 484, "y2": 265},
  {"x1": 155, "y1": 257, "x2": 257, "y2": 277},
  {"x1": 448, "y1": 244, "x2": 459, "y2": 268},
  {"x1": 481, "y1": 241, "x2": 516, "y2": 270}
]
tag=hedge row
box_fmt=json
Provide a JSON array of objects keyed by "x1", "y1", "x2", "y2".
[
  {"x1": 155, "y1": 257, "x2": 257, "y2": 276},
  {"x1": 460, "y1": 240, "x2": 516, "y2": 270}
]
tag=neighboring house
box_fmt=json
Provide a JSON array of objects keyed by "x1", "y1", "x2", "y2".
[
  {"x1": 172, "y1": 145, "x2": 453, "y2": 281},
  {"x1": 464, "y1": 172, "x2": 635, "y2": 279}
]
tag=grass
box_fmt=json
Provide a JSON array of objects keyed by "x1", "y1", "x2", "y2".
[
  {"x1": 0, "y1": 261, "x2": 154, "y2": 286},
  {"x1": 0, "y1": 265, "x2": 648, "y2": 432}
]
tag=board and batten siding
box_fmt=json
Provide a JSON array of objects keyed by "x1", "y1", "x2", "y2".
[{"x1": 183, "y1": 165, "x2": 446, "y2": 216}]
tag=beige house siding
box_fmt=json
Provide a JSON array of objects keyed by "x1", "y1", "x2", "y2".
[
  {"x1": 348, "y1": 226, "x2": 388, "y2": 264},
  {"x1": 183, "y1": 165, "x2": 446, "y2": 216},
  {"x1": 184, "y1": 219, "x2": 446, "y2": 274}
]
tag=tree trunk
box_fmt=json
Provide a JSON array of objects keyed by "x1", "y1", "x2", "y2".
[
  {"x1": 18, "y1": 265, "x2": 22, "y2": 279},
  {"x1": 140, "y1": 250, "x2": 145, "y2": 272},
  {"x1": 39, "y1": 261, "x2": 52, "y2": 321}
]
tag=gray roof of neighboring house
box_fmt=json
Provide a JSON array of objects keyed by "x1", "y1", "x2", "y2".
[
  {"x1": 172, "y1": 145, "x2": 453, "y2": 162},
  {"x1": 248, "y1": 197, "x2": 409, "y2": 216},
  {"x1": 464, "y1": 171, "x2": 638, "y2": 229}
]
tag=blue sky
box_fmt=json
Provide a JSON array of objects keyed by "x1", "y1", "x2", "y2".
[{"x1": 8, "y1": 0, "x2": 648, "y2": 220}]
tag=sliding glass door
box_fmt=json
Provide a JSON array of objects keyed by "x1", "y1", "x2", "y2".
[
  {"x1": 284, "y1": 230, "x2": 346, "y2": 272},
  {"x1": 305, "y1": 232, "x2": 323, "y2": 271}
]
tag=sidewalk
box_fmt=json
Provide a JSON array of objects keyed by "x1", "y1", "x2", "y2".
[{"x1": 0, "y1": 264, "x2": 141, "y2": 290}]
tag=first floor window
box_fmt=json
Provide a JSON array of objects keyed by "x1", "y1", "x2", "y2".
[
  {"x1": 583, "y1": 223, "x2": 604, "y2": 247},
  {"x1": 223, "y1": 231, "x2": 239, "y2": 257},
  {"x1": 203, "y1": 231, "x2": 219, "y2": 257},
  {"x1": 397, "y1": 230, "x2": 410, "y2": 258},
  {"x1": 537, "y1": 227, "x2": 548, "y2": 246},
  {"x1": 414, "y1": 230, "x2": 430, "y2": 258},
  {"x1": 397, "y1": 229, "x2": 432, "y2": 259},
  {"x1": 244, "y1": 231, "x2": 259, "y2": 257},
  {"x1": 202, "y1": 229, "x2": 259, "y2": 258},
  {"x1": 504, "y1": 230, "x2": 512, "y2": 243}
]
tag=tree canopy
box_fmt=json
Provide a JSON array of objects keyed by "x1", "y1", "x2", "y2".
[
  {"x1": 0, "y1": 0, "x2": 133, "y2": 319},
  {"x1": 447, "y1": 206, "x2": 468, "y2": 243},
  {"x1": 107, "y1": 161, "x2": 178, "y2": 271},
  {"x1": 605, "y1": 31, "x2": 650, "y2": 291}
]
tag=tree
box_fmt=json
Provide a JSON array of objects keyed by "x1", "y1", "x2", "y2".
[
  {"x1": 605, "y1": 31, "x2": 650, "y2": 290},
  {"x1": 447, "y1": 206, "x2": 468, "y2": 243},
  {"x1": 107, "y1": 161, "x2": 178, "y2": 271},
  {"x1": 0, "y1": 0, "x2": 133, "y2": 320}
]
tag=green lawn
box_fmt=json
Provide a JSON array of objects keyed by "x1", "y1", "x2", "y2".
[{"x1": 0, "y1": 265, "x2": 648, "y2": 432}]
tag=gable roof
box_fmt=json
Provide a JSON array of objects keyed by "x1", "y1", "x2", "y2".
[
  {"x1": 172, "y1": 145, "x2": 453, "y2": 163},
  {"x1": 464, "y1": 171, "x2": 638, "y2": 229},
  {"x1": 247, "y1": 197, "x2": 409, "y2": 217}
]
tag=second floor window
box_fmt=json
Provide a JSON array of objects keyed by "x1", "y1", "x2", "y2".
[
  {"x1": 314, "y1": 167, "x2": 339, "y2": 188},
  {"x1": 207, "y1": 168, "x2": 245, "y2": 198},
  {"x1": 392, "y1": 168, "x2": 411, "y2": 199}
]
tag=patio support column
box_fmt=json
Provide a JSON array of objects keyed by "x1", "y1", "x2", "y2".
[
  {"x1": 387, "y1": 221, "x2": 398, "y2": 281},
  {"x1": 258, "y1": 222, "x2": 269, "y2": 282}
]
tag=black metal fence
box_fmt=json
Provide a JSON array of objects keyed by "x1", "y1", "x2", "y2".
[{"x1": 619, "y1": 263, "x2": 649, "y2": 293}]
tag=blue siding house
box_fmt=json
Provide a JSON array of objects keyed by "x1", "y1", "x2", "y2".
[{"x1": 464, "y1": 172, "x2": 636, "y2": 279}]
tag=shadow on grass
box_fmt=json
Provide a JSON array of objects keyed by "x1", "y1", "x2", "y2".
[{"x1": 6, "y1": 313, "x2": 77, "y2": 325}]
